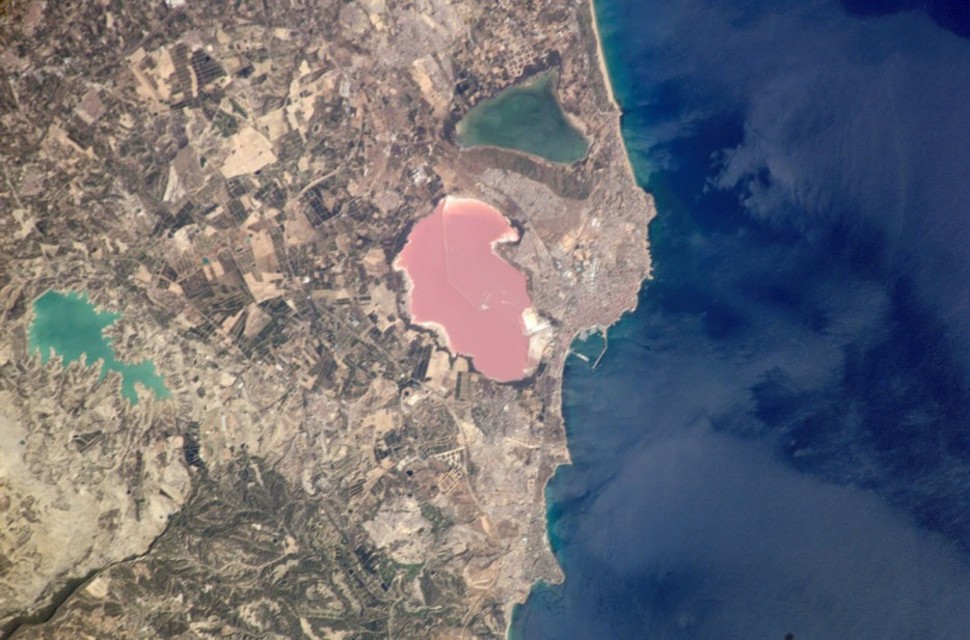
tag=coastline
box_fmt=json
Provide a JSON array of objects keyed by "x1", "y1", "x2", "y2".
[
  {"x1": 589, "y1": 0, "x2": 621, "y2": 112},
  {"x1": 588, "y1": 0, "x2": 646, "y2": 195},
  {"x1": 508, "y1": 0, "x2": 658, "y2": 634}
]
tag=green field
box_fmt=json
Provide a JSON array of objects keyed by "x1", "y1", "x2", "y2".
[{"x1": 457, "y1": 73, "x2": 590, "y2": 164}]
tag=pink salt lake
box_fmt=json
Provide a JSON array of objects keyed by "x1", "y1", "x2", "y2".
[{"x1": 395, "y1": 197, "x2": 535, "y2": 382}]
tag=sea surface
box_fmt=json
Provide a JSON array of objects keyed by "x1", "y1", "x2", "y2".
[
  {"x1": 29, "y1": 290, "x2": 169, "y2": 404},
  {"x1": 512, "y1": 0, "x2": 970, "y2": 637}
]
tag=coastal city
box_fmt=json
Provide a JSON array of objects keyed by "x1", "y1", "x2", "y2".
[{"x1": 0, "y1": 0, "x2": 653, "y2": 638}]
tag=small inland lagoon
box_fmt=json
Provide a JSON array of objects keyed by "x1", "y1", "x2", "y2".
[
  {"x1": 456, "y1": 72, "x2": 590, "y2": 164},
  {"x1": 28, "y1": 290, "x2": 170, "y2": 404}
]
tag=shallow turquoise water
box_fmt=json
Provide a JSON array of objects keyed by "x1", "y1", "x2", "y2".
[
  {"x1": 28, "y1": 290, "x2": 170, "y2": 404},
  {"x1": 456, "y1": 73, "x2": 589, "y2": 164}
]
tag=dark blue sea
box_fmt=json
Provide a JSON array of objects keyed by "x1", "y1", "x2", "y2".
[{"x1": 512, "y1": 1, "x2": 970, "y2": 638}]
